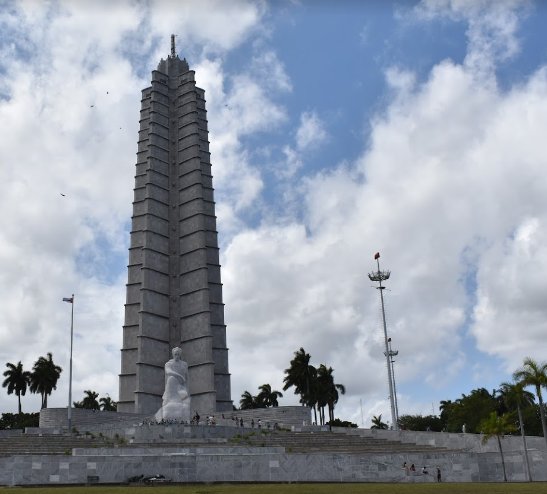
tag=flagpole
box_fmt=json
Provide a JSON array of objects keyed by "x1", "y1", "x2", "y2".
[
  {"x1": 69, "y1": 294, "x2": 74, "y2": 432},
  {"x1": 63, "y1": 294, "x2": 74, "y2": 432}
]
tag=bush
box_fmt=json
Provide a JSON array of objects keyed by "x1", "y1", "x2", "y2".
[
  {"x1": 327, "y1": 418, "x2": 358, "y2": 428},
  {"x1": 0, "y1": 412, "x2": 39, "y2": 430}
]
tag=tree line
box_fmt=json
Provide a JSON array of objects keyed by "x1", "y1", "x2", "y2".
[
  {"x1": 2, "y1": 353, "x2": 117, "y2": 417},
  {"x1": 239, "y1": 348, "x2": 346, "y2": 426},
  {"x1": 395, "y1": 358, "x2": 545, "y2": 438},
  {"x1": 2, "y1": 353, "x2": 62, "y2": 413}
]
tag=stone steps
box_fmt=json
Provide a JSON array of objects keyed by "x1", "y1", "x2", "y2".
[
  {"x1": 0, "y1": 428, "x2": 457, "y2": 458},
  {"x1": 126, "y1": 430, "x2": 456, "y2": 454},
  {"x1": 231, "y1": 430, "x2": 456, "y2": 454},
  {"x1": 0, "y1": 435, "x2": 108, "y2": 457}
]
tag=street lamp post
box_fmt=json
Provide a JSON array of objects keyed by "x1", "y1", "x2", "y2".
[
  {"x1": 63, "y1": 294, "x2": 74, "y2": 432},
  {"x1": 368, "y1": 253, "x2": 398, "y2": 430}
]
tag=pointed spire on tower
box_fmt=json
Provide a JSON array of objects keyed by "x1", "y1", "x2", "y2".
[{"x1": 171, "y1": 34, "x2": 176, "y2": 58}]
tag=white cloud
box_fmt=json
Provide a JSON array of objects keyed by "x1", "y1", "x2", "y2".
[
  {"x1": 472, "y1": 217, "x2": 547, "y2": 368},
  {"x1": 279, "y1": 111, "x2": 328, "y2": 178},
  {"x1": 148, "y1": 0, "x2": 266, "y2": 55},
  {"x1": 296, "y1": 111, "x2": 328, "y2": 151},
  {"x1": 0, "y1": 0, "x2": 268, "y2": 413},
  {"x1": 415, "y1": 0, "x2": 528, "y2": 77},
  {"x1": 194, "y1": 53, "x2": 289, "y2": 233},
  {"x1": 251, "y1": 50, "x2": 292, "y2": 93},
  {"x1": 223, "y1": 1, "x2": 547, "y2": 423}
]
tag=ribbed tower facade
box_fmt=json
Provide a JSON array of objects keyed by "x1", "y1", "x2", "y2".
[{"x1": 119, "y1": 39, "x2": 232, "y2": 416}]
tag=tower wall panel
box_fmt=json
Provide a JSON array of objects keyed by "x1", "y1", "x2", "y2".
[
  {"x1": 139, "y1": 312, "x2": 170, "y2": 341},
  {"x1": 179, "y1": 157, "x2": 202, "y2": 176},
  {"x1": 127, "y1": 265, "x2": 141, "y2": 284},
  {"x1": 183, "y1": 339, "x2": 214, "y2": 366},
  {"x1": 141, "y1": 289, "x2": 169, "y2": 316},
  {"x1": 122, "y1": 326, "x2": 138, "y2": 348},
  {"x1": 179, "y1": 214, "x2": 216, "y2": 234},
  {"x1": 125, "y1": 284, "x2": 141, "y2": 304},
  {"x1": 138, "y1": 337, "x2": 170, "y2": 367},
  {"x1": 211, "y1": 325, "x2": 227, "y2": 348},
  {"x1": 180, "y1": 312, "x2": 211, "y2": 339},
  {"x1": 133, "y1": 199, "x2": 168, "y2": 218},
  {"x1": 179, "y1": 269, "x2": 208, "y2": 293},
  {"x1": 144, "y1": 184, "x2": 169, "y2": 204},
  {"x1": 121, "y1": 348, "x2": 138, "y2": 374},
  {"x1": 124, "y1": 304, "x2": 140, "y2": 326},
  {"x1": 145, "y1": 215, "x2": 169, "y2": 237},
  {"x1": 142, "y1": 249, "x2": 169, "y2": 273},
  {"x1": 142, "y1": 268, "x2": 170, "y2": 294},
  {"x1": 149, "y1": 112, "x2": 169, "y2": 127},
  {"x1": 146, "y1": 170, "x2": 169, "y2": 189},
  {"x1": 179, "y1": 289, "x2": 211, "y2": 317},
  {"x1": 148, "y1": 158, "x2": 169, "y2": 176},
  {"x1": 179, "y1": 249, "x2": 207, "y2": 272}
]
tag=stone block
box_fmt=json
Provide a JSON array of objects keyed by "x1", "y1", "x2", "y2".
[
  {"x1": 180, "y1": 249, "x2": 207, "y2": 272},
  {"x1": 141, "y1": 289, "x2": 169, "y2": 316},
  {"x1": 179, "y1": 289, "x2": 210, "y2": 316},
  {"x1": 178, "y1": 156, "x2": 201, "y2": 176},
  {"x1": 183, "y1": 337, "x2": 214, "y2": 365},
  {"x1": 142, "y1": 249, "x2": 169, "y2": 273},
  {"x1": 122, "y1": 325, "x2": 138, "y2": 348}
]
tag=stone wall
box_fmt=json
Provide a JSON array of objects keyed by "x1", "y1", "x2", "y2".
[
  {"x1": 39, "y1": 406, "x2": 311, "y2": 431},
  {"x1": 39, "y1": 408, "x2": 148, "y2": 430},
  {"x1": 1, "y1": 446, "x2": 545, "y2": 485},
  {"x1": 228, "y1": 406, "x2": 311, "y2": 427},
  {"x1": 333, "y1": 427, "x2": 547, "y2": 453}
]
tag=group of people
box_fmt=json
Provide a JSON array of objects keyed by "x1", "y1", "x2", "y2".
[
  {"x1": 140, "y1": 418, "x2": 191, "y2": 426},
  {"x1": 403, "y1": 462, "x2": 441, "y2": 482}
]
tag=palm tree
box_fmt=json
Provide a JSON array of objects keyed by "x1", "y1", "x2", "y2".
[
  {"x1": 283, "y1": 348, "x2": 318, "y2": 423},
  {"x1": 315, "y1": 368, "x2": 329, "y2": 425},
  {"x1": 239, "y1": 390, "x2": 256, "y2": 410},
  {"x1": 316, "y1": 365, "x2": 346, "y2": 424},
  {"x1": 257, "y1": 384, "x2": 283, "y2": 408},
  {"x1": 479, "y1": 412, "x2": 517, "y2": 482},
  {"x1": 498, "y1": 381, "x2": 535, "y2": 481},
  {"x1": 29, "y1": 353, "x2": 62, "y2": 409},
  {"x1": 2, "y1": 361, "x2": 31, "y2": 414},
  {"x1": 99, "y1": 395, "x2": 117, "y2": 411},
  {"x1": 74, "y1": 390, "x2": 100, "y2": 410},
  {"x1": 513, "y1": 357, "x2": 547, "y2": 449},
  {"x1": 371, "y1": 414, "x2": 388, "y2": 430}
]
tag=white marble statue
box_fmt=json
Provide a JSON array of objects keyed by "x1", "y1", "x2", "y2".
[{"x1": 154, "y1": 347, "x2": 191, "y2": 422}]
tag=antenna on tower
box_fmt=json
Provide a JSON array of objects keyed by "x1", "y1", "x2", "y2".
[{"x1": 171, "y1": 34, "x2": 176, "y2": 58}]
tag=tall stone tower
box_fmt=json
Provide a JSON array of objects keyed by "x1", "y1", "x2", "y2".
[{"x1": 119, "y1": 37, "x2": 232, "y2": 415}]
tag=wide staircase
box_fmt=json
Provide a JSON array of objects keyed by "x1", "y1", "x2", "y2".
[
  {"x1": 227, "y1": 429, "x2": 458, "y2": 454},
  {"x1": 128, "y1": 428, "x2": 457, "y2": 455},
  {"x1": 0, "y1": 433, "x2": 110, "y2": 457},
  {"x1": 0, "y1": 427, "x2": 459, "y2": 457}
]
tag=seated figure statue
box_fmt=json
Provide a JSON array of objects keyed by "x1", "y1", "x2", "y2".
[{"x1": 154, "y1": 347, "x2": 191, "y2": 422}]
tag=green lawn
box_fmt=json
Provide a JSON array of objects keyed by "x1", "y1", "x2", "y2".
[{"x1": 1, "y1": 484, "x2": 547, "y2": 494}]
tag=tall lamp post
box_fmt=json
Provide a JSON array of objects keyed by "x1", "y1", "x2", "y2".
[
  {"x1": 368, "y1": 253, "x2": 398, "y2": 430},
  {"x1": 62, "y1": 294, "x2": 74, "y2": 432}
]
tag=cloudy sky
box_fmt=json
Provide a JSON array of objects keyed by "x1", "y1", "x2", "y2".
[{"x1": 1, "y1": 0, "x2": 547, "y2": 427}]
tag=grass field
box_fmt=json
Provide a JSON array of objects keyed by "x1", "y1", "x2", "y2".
[{"x1": 1, "y1": 483, "x2": 547, "y2": 494}]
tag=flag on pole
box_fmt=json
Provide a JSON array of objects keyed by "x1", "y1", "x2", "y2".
[{"x1": 62, "y1": 297, "x2": 73, "y2": 303}]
